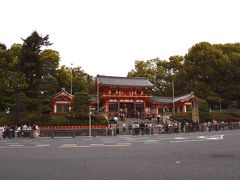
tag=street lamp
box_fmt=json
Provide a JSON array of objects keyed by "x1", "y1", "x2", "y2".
[
  {"x1": 89, "y1": 109, "x2": 92, "y2": 137},
  {"x1": 89, "y1": 108, "x2": 96, "y2": 137},
  {"x1": 172, "y1": 79, "x2": 175, "y2": 115},
  {"x1": 219, "y1": 95, "x2": 222, "y2": 112},
  {"x1": 70, "y1": 63, "x2": 73, "y2": 95}
]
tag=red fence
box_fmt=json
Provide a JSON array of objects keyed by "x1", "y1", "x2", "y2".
[{"x1": 40, "y1": 125, "x2": 107, "y2": 130}]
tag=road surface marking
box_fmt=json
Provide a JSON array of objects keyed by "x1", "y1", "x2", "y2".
[
  {"x1": 171, "y1": 139, "x2": 204, "y2": 143},
  {"x1": 9, "y1": 144, "x2": 24, "y2": 147},
  {"x1": 59, "y1": 144, "x2": 132, "y2": 148},
  {"x1": 174, "y1": 137, "x2": 188, "y2": 140},
  {"x1": 6, "y1": 142, "x2": 19, "y2": 145},
  {"x1": 0, "y1": 146, "x2": 45, "y2": 149},
  {"x1": 207, "y1": 135, "x2": 224, "y2": 140},
  {"x1": 171, "y1": 135, "x2": 224, "y2": 143},
  {"x1": 90, "y1": 143, "x2": 105, "y2": 146},
  {"x1": 117, "y1": 143, "x2": 132, "y2": 145},
  {"x1": 36, "y1": 144, "x2": 50, "y2": 147},
  {"x1": 61, "y1": 144, "x2": 77, "y2": 147}
]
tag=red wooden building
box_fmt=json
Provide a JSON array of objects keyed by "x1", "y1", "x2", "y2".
[
  {"x1": 52, "y1": 75, "x2": 198, "y2": 121},
  {"x1": 96, "y1": 75, "x2": 155, "y2": 118},
  {"x1": 52, "y1": 88, "x2": 73, "y2": 114}
]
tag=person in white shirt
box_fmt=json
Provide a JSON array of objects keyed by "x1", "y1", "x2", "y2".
[{"x1": 0, "y1": 126, "x2": 4, "y2": 139}]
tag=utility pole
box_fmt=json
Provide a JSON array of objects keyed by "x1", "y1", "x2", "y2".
[
  {"x1": 89, "y1": 109, "x2": 92, "y2": 137},
  {"x1": 97, "y1": 82, "x2": 99, "y2": 112},
  {"x1": 15, "y1": 85, "x2": 20, "y2": 125},
  {"x1": 172, "y1": 79, "x2": 175, "y2": 115},
  {"x1": 219, "y1": 95, "x2": 222, "y2": 112},
  {"x1": 70, "y1": 63, "x2": 73, "y2": 95}
]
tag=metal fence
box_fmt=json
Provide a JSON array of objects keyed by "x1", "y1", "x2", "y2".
[
  {"x1": 38, "y1": 122, "x2": 240, "y2": 137},
  {"x1": 1, "y1": 122, "x2": 240, "y2": 138}
]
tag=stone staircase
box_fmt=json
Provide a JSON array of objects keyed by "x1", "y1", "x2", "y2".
[
  {"x1": 113, "y1": 115, "x2": 177, "y2": 127},
  {"x1": 116, "y1": 118, "x2": 158, "y2": 127}
]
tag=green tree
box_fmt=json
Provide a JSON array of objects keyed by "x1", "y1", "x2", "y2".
[
  {"x1": 71, "y1": 92, "x2": 90, "y2": 115},
  {"x1": 19, "y1": 31, "x2": 52, "y2": 90},
  {"x1": 39, "y1": 49, "x2": 60, "y2": 77},
  {"x1": 128, "y1": 57, "x2": 184, "y2": 96},
  {"x1": 39, "y1": 75, "x2": 58, "y2": 116},
  {"x1": 128, "y1": 58, "x2": 166, "y2": 95},
  {"x1": 72, "y1": 67, "x2": 95, "y2": 94},
  {"x1": 0, "y1": 43, "x2": 7, "y2": 50},
  {"x1": 55, "y1": 65, "x2": 95, "y2": 95},
  {"x1": 156, "y1": 55, "x2": 184, "y2": 96},
  {"x1": 55, "y1": 65, "x2": 70, "y2": 92},
  {"x1": 181, "y1": 42, "x2": 226, "y2": 106}
]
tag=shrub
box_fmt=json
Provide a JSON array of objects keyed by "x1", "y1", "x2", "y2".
[
  {"x1": 198, "y1": 100, "x2": 212, "y2": 122},
  {"x1": 47, "y1": 114, "x2": 69, "y2": 126},
  {"x1": 171, "y1": 112, "x2": 192, "y2": 122},
  {"x1": 0, "y1": 116, "x2": 10, "y2": 126},
  {"x1": 210, "y1": 112, "x2": 240, "y2": 122}
]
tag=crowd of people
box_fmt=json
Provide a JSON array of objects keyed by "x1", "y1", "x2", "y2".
[
  {"x1": 0, "y1": 124, "x2": 40, "y2": 139},
  {"x1": 107, "y1": 119, "x2": 237, "y2": 136}
]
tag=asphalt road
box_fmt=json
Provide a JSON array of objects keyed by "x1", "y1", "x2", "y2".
[{"x1": 0, "y1": 130, "x2": 240, "y2": 180}]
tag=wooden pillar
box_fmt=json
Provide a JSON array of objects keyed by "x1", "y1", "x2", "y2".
[
  {"x1": 134, "y1": 102, "x2": 136, "y2": 116},
  {"x1": 105, "y1": 101, "x2": 109, "y2": 116},
  {"x1": 54, "y1": 104, "x2": 56, "y2": 113},
  {"x1": 182, "y1": 103, "x2": 187, "y2": 112},
  {"x1": 143, "y1": 102, "x2": 146, "y2": 117},
  {"x1": 118, "y1": 101, "x2": 120, "y2": 112},
  {"x1": 155, "y1": 104, "x2": 158, "y2": 114}
]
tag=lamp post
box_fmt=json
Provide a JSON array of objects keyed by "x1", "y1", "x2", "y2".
[
  {"x1": 172, "y1": 79, "x2": 175, "y2": 115},
  {"x1": 15, "y1": 85, "x2": 20, "y2": 125},
  {"x1": 219, "y1": 95, "x2": 222, "y2": 112},
  {"x1": 89, "y1": 108, "x2": 92, "y2": 137},
  {"x1": 97, "y1": 82, "x2": 99, "y2": 112},
  {"x1": 70, "y1": 63, "x2": 73, "y2": 95}
]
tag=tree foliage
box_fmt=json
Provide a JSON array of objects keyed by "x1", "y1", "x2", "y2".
[
  {"x1": 0, "y1": 31, "x2": 95, "y2": 125},
  {"x1": 128, "y1": 42, "x2": 240, "y2": 109},
  {"x1": 71, "y1": 92, "x2": 90, "y2": 113}
]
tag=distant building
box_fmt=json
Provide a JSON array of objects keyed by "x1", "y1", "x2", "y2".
[
  {"x1": 150, "y1": 93, "x2": 196, "y2": 115},
  {"x1": 52, "y1": 88, "x2": 73, "y2": 114}
]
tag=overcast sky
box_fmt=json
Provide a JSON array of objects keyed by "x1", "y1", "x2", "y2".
[{"x1": 1, "y1": 0, "x2": 240, "y2": 77}]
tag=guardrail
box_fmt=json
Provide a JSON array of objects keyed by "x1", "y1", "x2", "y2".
[
  {"x1": 38, "y1": 122, "x2": 240, "y2": 137},
  {"x1": 2, "y1": 122, "x2": 240, "y2": 138}
]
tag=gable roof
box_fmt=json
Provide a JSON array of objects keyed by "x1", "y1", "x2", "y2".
[
  {"x1": 53, "y1": 88, "x2": 73, "y2": 99},
  {"x1": 96, "y1": 75, "x2": 155, "y2": 88},
  {"x1": 150, "y1": 92, "x2": 195, "y2": 104}
]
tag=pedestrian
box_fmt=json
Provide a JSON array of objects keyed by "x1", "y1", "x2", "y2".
[
  {"x1": 128, "y1": 124, "x2": 132, "y2": 135},
  {"x1": 122, "y1": 123, "x2": 126, "y2": 134},
  {"x1": 157, "y1": 114, "x2": 160, "y2": 124},
  {"x1": 0, "y1": 126, "x2": 4, "y2": 139}
]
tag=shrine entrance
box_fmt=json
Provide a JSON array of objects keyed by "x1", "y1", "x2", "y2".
[
  {"x1": 119, "y1": 102, "x2": 144, "y2": 118},
  {"x1": 120, "y1": 103, "x2": 134, "y2": 118}
]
